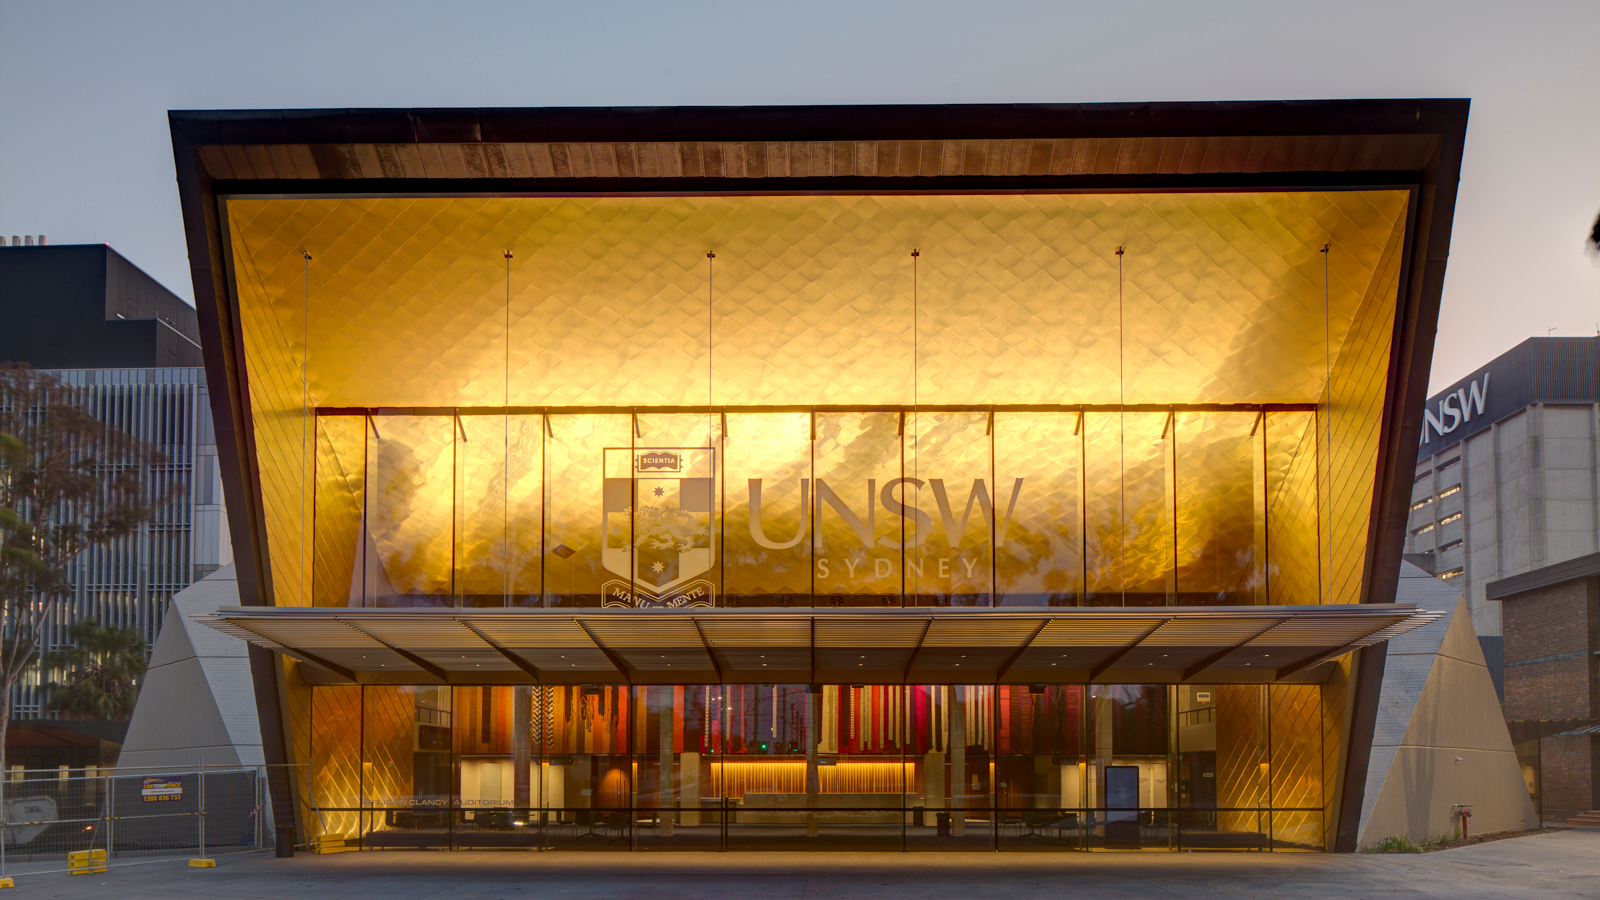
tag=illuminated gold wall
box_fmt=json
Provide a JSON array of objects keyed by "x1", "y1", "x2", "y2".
[{"x1": 226, "y1": 192, "x2": 1408, "y2": 609}]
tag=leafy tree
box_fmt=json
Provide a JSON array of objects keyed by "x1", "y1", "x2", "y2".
[
  {"x1": 1589, "y1": 210, "x2": 1600, "y2": 256},
  {"x1": 42, "y1": 619, "x2": 148, "y2": 720},
  {"x1": 0, "y1": 365, "x2": 174, "y2": 768}
]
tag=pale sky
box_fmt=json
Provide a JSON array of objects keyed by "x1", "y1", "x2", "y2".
[{"x1": 2, "y1": 0, "x2": 1596, "y2": 392}]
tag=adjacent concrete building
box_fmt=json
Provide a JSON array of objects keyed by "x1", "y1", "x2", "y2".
[
  {"x1": 0, "y1": 242, "x2": 203, "y2": 370},
  {"x1": 0, "y1": 242, "x2": 229, "y2": 721},
  {"x1": 1404, "y1": 336, "x2": 1600, "y2": 697}
]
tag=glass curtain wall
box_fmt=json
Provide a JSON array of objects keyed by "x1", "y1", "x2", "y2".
[
  {"x1": 308, "y1": 682, "x2": 1322, "y2": 852},
  {"x1": 312, "y1": 409, "x2": 1322, "y2": 609}
]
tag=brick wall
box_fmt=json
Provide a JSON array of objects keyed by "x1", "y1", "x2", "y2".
[
  {"x1": 1502, "y1": 577, "x2": 1597, "y2": 721},
  {"x1": 1540, "y1": 735, "x2": 1600, "y2": 821},
  {"x1": 1501, "y1": 576, "x2": 1599, "y2": 818}
]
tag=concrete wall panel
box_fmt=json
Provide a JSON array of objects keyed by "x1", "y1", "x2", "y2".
[
  {"x1": 120, "y1": 566, "x2": 265, "y2": 771},
  {"x1": 120, "y1": 657, "x2": 239, "y2": 767},
  {"x1": 1400, "y1": 656, "x2": 1519, "y2": 753},
  {"x1": 1358, "y1": 588, "x2": 1536, "y2": 845},
  {"x1": 1360, "y1": 746, "x2": 1538, "y2": 844}
]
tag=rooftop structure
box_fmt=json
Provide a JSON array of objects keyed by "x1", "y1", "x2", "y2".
[{"x1": 0, "y1": 243, "x2": 202, "y2": 369}]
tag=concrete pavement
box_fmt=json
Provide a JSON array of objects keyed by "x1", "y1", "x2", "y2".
[{"x1": 8, "y1": 829, "x2": 1596, "y2": 899}]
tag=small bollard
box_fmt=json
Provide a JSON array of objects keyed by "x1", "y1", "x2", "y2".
[{"x1": 276, "y1": 824, "x2": 296, "y2": 858}]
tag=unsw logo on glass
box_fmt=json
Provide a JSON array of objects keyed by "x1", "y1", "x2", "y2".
[{"x1": 602, "y1": 446, "x2": 1024, "y2": 609}]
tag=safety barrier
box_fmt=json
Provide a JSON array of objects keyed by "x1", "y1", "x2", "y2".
[{"x1": 0, "y1": 763, "x2": 268, "y2": 880}]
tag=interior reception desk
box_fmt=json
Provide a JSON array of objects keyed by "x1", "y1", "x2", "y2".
[{"x1": 735, "y1": 793, "x2": 925, "y2": 824}]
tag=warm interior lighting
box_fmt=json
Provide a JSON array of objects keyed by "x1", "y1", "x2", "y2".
[
  {"x1": 225, "y1": 191, "x2": 1408, "y2": 611},
  {"x1": 707, "y1": 759, "x2": 920, "y2": 799}
]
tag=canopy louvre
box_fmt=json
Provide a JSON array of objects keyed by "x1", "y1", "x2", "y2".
[{"x1": 201, "y1": 605, "x2": 1440, "y2": 687}]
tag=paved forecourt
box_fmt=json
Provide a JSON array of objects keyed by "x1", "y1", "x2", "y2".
[{"x1": 12, "y1": 829, "x2": 1599, "y2": 899}]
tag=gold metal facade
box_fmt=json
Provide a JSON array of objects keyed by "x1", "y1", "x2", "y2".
[
  {"x1": 227, "y1": 191, "x2": 1405, "y2": 851},
  {"x1": 226, "y1": 191, "x2": 1407, "y2": 612}
]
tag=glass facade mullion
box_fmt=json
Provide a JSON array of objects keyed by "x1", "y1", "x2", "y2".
[{"x1": 311, "y1": 406, "x2": 1325, "y2": 609}]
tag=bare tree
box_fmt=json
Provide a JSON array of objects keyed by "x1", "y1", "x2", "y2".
[{"x1": 0, "y1": 365, "x2": 175, "y2": 770}]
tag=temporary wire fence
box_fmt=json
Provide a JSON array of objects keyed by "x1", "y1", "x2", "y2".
[{"x1": 0, "y1": 763, "x2": 269, "y2": 878}]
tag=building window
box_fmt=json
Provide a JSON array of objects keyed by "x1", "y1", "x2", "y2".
[
  {"x1": 1410, "y1": 497, "x2": 1432, "y2": 512},
  {"x1": 1440, "y1": 567, "x2": 1464, "y2": 579},
  {"x1": 1414, "y1": 469, "x2": 1433, "y2": 484},
  {"x1": 1438, "y1": 485, "x2": 1460, "y2": 500},
  {"x1": 1437, "y1": 456, "x2": 1461, "y2": 472},
  {"x1": 1413, "y1": 523, "x2": 1434, "y2": 535},
  {"x1": 1439, "y1": 539, "x2": 1463, "y2": 552},
  {"x1": 1439, "y1": 512, "x2": 1462, "y2": 526}
]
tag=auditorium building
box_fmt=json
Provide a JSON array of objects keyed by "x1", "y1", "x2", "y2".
[{"x1": 170, "y1": 100, "x2": 1469, "y2": 852}]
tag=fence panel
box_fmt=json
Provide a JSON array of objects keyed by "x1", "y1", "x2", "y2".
[{"x1": 0, "y1": 765, "x2": 268, "y2": 878}]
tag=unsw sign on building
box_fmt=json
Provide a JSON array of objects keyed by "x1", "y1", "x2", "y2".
[{"x1": 1420, "y1": 372, "x2": 1490, "y2": 447}]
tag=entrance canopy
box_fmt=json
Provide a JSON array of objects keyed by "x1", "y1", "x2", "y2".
[{"x1": 201, "y1": 604, "x2": 1438, "y2": 687}]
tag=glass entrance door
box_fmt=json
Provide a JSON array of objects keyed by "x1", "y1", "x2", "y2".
[
  {"x1": 635, "y1": 685, "x2": 723, "y2": 850},
  {"x1": 540, "y1": 685, "x2": 632, "y2": 850},
  {"x1": 1087, "y1": 685, "x2": 1176, "y2": 849}
]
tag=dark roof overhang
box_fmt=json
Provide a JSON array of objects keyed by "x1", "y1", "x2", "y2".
[{"x1": 1486, "y1": 549, "x2": 1600, "y2": 600}]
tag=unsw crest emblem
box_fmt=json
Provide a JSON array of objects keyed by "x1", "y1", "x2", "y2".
[{"x1": 601, "y1": 447, "x2": 715, "y2": 608}]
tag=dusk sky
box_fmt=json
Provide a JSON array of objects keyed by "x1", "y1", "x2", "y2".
[{"x1": 2, "y1": 0, "x2": 1596, "y2": 392}]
